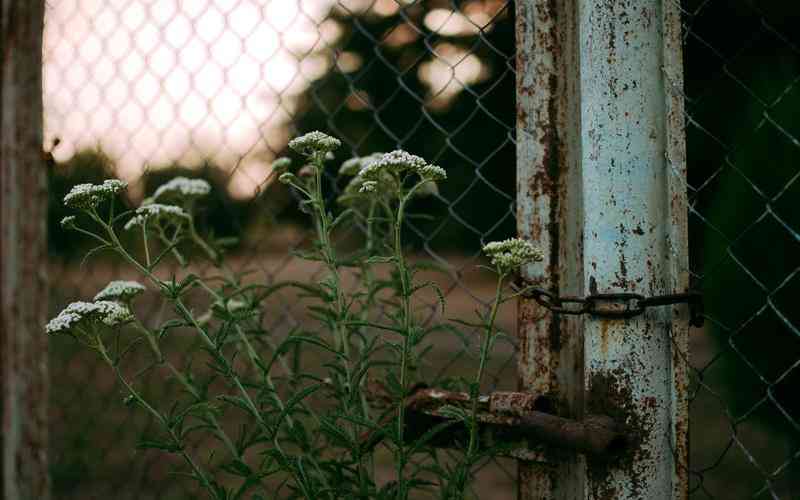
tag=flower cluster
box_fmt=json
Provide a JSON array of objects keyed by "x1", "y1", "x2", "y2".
[
  {"x1": 63, "y1": 179, "x2": 127, "y2": 209},
  {"x1": 124, "y1": 203, "x2": 189, "y2": 230},
  {"x1": 337, "y1": 150, "x2": 446, "y2": 201},
  {"x1": 46, "y1": 300, "x2": 133, "y2": 335},
  {"x1": 94, "y1": 280, "x2": 146, "y2": 302},
  {"x1": 482, "y1": 238, "x2": 543, "y2": 273},
  {"x1": 359, "y1": 150, "x2": 446, "y2": 187},
  {"x1": 152, "y1": 177, "x2": 211, "y2": 202},
  {"x1": 359, "y1": 150, "x2": 428, "y2": 181},
  {"x1": 418, "y1": 164, "x2": 447, "y2": 181},
  {"x1": 338, "y1": 154, "x2": 393, "y2": 203},
  {"x1": 288, "y1": 131, "x2": 341, "y2": 156}
]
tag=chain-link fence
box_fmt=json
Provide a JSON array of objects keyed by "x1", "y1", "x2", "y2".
[
  {"x1": 677, "y1": 1, "x2": 800, "y2": 498},
  {"x1": 42, "y1": 0, "x2": 800, "y2": 498}
]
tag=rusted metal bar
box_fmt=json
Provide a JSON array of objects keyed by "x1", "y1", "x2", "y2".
[
  {"x1": 517, "y1": 0, "x2": 688, "y2": 498},
  {"x1": 361, "y1": 386, "x2": 626, "y2": 459},
  {"x1": 1, "y1": 2, "x2": 49, "y2": 499}
]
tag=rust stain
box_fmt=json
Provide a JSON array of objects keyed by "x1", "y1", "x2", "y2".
[
  {"x1": 587, "y1": 369, "x2": 652, "y2": 499},
  {"x1": 599, "y1": 319, "x2": 611, "y2": 356}
]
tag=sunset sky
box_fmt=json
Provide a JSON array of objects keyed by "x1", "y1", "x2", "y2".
[{"x1": 43, "y1": 0, "x2": 492, "y2": 199}]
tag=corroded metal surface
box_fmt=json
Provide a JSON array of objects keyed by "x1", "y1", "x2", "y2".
[
  {"x1": 516, "y1": 0, "x2": 584, "y2": 497},
  {"x1": 1, "y1": 2, "x2": 49, "y2": 499},
  {"x1": 578, "y1": 0, "x2": 688, "y2": 498},
  {"x1": 516, "y1": 0, "x2": 687, "y2": 498},
  {"x1": 361, "y1": 386, "x2": 624, "y2": 460}
]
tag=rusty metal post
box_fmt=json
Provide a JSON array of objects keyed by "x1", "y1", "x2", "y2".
[
  {"x1": 516, "y1": 0, "x2": 688, "y2": 498},
  {"x1": 1, "y1": 2, "x2": 49, "y2": 499}
]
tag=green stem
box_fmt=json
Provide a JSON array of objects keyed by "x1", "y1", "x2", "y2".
[
  {"x1": 97, "y1": 213, "x2": 327, "y2": 497},
  {"x1": 233, "y1": 324, "x2": 295, "y2": 429},
  {"x1": 305, "y1": 160, "x2": 364, "y2": 493},
  {"x1": 453, "y1": 272, "x2": 505, "y2": 497},
  {"x1": 132, "y1": 321, "x2": 241, "y2": 462},
  {"x1": 96, "y1": 338, "x2": 220, "y2": 499},
  {"x1": 467, "y1": 273, "x2": 505, "y2": 456},
  {"x1": 188, "y1": 217, "x2": 219, "y2": 264},
  {"x1": 393, "y1": 191, "x2": 413, "y2": 500},
  {"x1": 142, "y1": 225, "x2": 151, "y2": 268}
]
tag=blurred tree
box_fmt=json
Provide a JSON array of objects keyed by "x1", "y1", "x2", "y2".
[{"x1": 292, "y1": 0, "x2": 518, "y2": 251}]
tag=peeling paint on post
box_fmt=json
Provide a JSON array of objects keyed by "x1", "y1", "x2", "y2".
[
  {"x1": 580, "y1": 0, "x2": 688, "y2": 498},
  {"x1": 517, "y1": 0, "x2": 584, "y2": 498},
  {"x1": 1, "y1": 2, "x2": 49, "y2": 499},
  {"x1": 517, "y1": 0, "x2": 687, "y2": 498}
]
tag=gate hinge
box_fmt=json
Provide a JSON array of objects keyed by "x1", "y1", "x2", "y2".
[{"x1": 361, "y1": 385, "x2": 627, "y2": 461}]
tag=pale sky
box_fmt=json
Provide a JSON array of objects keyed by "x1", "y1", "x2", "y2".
[{"x1": 43, "y1": 0, "x2": 492, "y2": 199}]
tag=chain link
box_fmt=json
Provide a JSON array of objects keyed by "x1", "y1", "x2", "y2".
[{"x1": 512, "y1": 278, "x2": 704, "y2": 327}]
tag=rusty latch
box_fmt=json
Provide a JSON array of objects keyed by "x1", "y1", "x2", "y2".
[{"x1": 361, "y1": 385, "x2": 627, "y2": 460}]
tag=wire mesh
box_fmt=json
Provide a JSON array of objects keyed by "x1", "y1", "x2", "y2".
[
  {"x1": 43, "y1": 0, "x2": 800, "y2": 498},
  {"x1": 44, "y1": 1, "x2": 519, "y2": 498},
  {"x1": 672, "y1": 1, "x2": 800, "y2": 498}
]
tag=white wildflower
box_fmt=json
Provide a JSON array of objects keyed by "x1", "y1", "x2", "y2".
[
  {"x1": 419, "y1": 164, "x2": 447, "y2": 181},
  {"x1": 46, "y1": 311, "x2": 82, "y2": 335},
  {"x1": 124, "y1": 203, "x2": 189, "y2": 230},
  {"x1": 337, "y1": 154, "x2": 396, "y2": 204},
  {"x1": 94, "y1": 280, "x2": 146, "y2": 302},
  {"x1": 95, "y1": 300, "x2": 134, "y2": 326},
  {"x1": 288, "y1": 131, "x2": 342, "y2": 156},
  {"x1": 63, "y1": 179, "x2": 127, "y2": 209},
  {"x1": 152, "y1": 177, "x2": 211, "y2": 202},
  {"x1": 339, "y1": 153, "x2": 383, "y2": 177},
  {"x1": 360, "y1": 150, "x2": 427, "y2": 181},
  {"x1": 482, "y1": 238, "x2": 544, "y2": 273},
  {"x1": 46, "y1": 300, "x2": 133, "y2": 335},
  {"x1": 60, "y1": 216, "x2": 77, "y2": 229}
]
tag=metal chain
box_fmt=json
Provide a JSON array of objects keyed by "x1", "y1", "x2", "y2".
[{"x1": 512, "y1": 278, "x2": 704, "y2": 327}]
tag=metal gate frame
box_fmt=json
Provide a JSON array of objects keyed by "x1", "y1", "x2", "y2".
[{"x1": 516, "y1": 1, "x2": 689, "y2": 498}]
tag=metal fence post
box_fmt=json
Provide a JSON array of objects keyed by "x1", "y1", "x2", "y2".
[
  {"x1": 517, "y1": 0, "x2": 688, "y2": 498},
  {"x1": 1, "y1": 2, "x2": 49, "y2": 499}
]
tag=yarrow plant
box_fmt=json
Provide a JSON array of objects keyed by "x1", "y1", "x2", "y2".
[
  {"x1": 152, "y1": 176, "x2": 212, "y2": 201},
  {"x1": 50, "y1": 130, "x2": 541, "y2": 499}
]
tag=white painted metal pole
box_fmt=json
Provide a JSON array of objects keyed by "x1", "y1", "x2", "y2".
[
  {"x1": 578, "y1": 1, "x2": 688, "y2": 497},
  {"x1": 517, "y1": 0, "x2": 688, "y2": 498}
]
